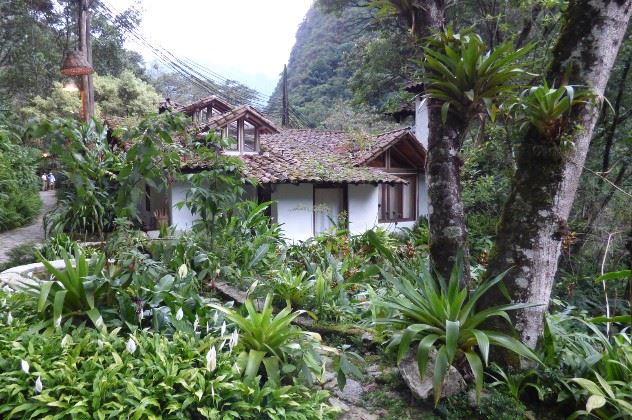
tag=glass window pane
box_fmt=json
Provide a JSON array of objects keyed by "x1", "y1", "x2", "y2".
[
  {"x1": 388, "y1": 184, "x2": 402, "y2": 220},
  {"x1": 244, "y1": 121, "x2": 256, "y2": 152},
  {"x1": 227, "y1": 122, "x2": 238, "y2": 150},
  {"x1": 379, "y1": 185, "x2": 388, "y2": 221}
]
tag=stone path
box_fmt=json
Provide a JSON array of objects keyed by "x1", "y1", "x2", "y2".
[{"x1": 0, "y1": 191, "x2": 57, "y2": 263}]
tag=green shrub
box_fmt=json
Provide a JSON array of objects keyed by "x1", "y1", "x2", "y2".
[
  {"x1": 437, "y1": 387, "x2": 527, "y2": 420},
  {"x1": 0, "y1": 291, "x2": 337, "y2": 419},
  {"x1": 0, "y1": 124, "x2": 41, "y2": 232}
]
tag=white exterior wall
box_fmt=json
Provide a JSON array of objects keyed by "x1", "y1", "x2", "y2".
[
  {"x1": 348, "y1": 184, "x2": 379, "y2": 235},
  {"x1": 415, "y1": 97, "x2": 429, "y2": 149},
  {"x1": 170, "y1": 181, "x2": 199, "y2": 230},
  {"x1": 272, "y1": 183, "x2": 314, "y2": 242}
]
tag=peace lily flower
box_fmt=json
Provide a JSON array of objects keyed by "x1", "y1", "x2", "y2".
[
  {"x1": 175, "y1": 307, "x2": 184, "y2": 321},
  {"x1": 97, "y1": 339, "x2": 104, "y2": 349},
  {"x1": 206, "y1": 346, "x2": 217, "y2": 372},
  {"x1": 211, "y1": 383, "x2": 215, "y2": 400},
  {"x1": 228, "y1": 330, "x2": 239, "y2": 352},
  {"x1": 212, "y1": 311, "x2": 219, "y2": 324},
  {"x1": 220, "y1": 321, "x2": 226, "y2": 337},
  {"x1": 7, "y1": 312, "x2": 13, "y2": 325},
  {"x1": 61, "y1": 334, "x2": 72, "y2": 348},
  {"x1": 126, "y1": 337, "x2": 137, "y2": 354},
  {"x1": 178, "y1": 264, "x2": 188, "y2": 278},
  {"x1": 205, "y1": 321, "x2": 210, "y2": 334},
  {"x1": 193, "y1": 315, "x2": 199, "y2": 333},
  {"x1": 34, "y1": 376, "x2": 43, "y2": 393},
  {"x1": 21, "y1": 360, "x2": 29, "y2": 374}
]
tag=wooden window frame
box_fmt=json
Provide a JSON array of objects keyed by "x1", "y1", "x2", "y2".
[
  {"x1": 378, "y1": 174, "x2": 417, "y2": 223},
  {"x1": 222, "y1": 118, "x2": 259, "y2": 153}
]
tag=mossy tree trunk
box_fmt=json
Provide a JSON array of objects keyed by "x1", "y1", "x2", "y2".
[
  {"x1": 426, "y1": 101, "x2": 471, "y2": 284},
  {"x1": 482, "y1": 0, "x2": 632, "y2": 349}
]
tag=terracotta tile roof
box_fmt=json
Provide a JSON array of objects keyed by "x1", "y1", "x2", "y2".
[
  {"x1": 198, "y1": 105, "x2": 279, "y2": 135},
  {"x1": 175, "y1": 95, "x2": 233, "y2": 116},
  {"x1": 353, "y1": 128, "x2": 426, "y2": 166},
  {"x1": 183, "y1": 128, "x2": 425, "y2": 185}
]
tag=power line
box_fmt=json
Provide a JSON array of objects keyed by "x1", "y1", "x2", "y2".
[{"x1": 95, "y1": 0, "x2": 313, "y2": 127}]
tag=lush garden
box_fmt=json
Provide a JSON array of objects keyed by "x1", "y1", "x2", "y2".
[
  {"x1": 0, "y1": 110, "x2": 628, "y2": 419},
  {"x1": 0, "y1": 117, "x2": 42, "y2": 233}
]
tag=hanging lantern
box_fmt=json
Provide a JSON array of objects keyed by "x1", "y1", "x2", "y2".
[{"x1": 60, "y1": 51, "x2": 94, "y2": 76}]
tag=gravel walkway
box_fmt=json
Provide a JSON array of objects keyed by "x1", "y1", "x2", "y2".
[{"x1": 0, "y1": 191, "x2": 57, "y2": 263}]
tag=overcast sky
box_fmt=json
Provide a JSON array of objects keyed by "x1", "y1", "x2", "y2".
[{"x1": 107, "y1": 0, "x2": 314, "y2": 95}]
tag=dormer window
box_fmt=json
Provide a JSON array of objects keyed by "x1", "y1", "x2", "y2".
[
  {"x1": 189, "y1": 103, "x2": 279, "y2": 154},
  {"x1": 227, "y1": 121, "x2": 239, "y2": 151},
  {"x1": 244, "y1": 121, "x2": 256, "y2": 152},
  {"x1": 222, "y1": 118, "x2": 259, "y2": 153}
]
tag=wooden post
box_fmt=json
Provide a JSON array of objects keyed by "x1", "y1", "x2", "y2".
[
  {"x1": 78, "y1": 0, "x2": 95, "y2": 121},
  {"x1": 282, "y1": 65, "x2": 289, "y2": 128}
]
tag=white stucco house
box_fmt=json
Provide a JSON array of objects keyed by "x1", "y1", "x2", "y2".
[{"x1": 142, "y1": 96, "x2": 429, "y2": 242}]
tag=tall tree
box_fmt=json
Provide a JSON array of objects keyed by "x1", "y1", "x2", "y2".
[{"x1": 483, "y1": 0, "x2": 632, "y2": 349}]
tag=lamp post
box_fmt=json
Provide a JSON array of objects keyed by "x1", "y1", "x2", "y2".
[{"x1": 60, "y1": 0, "x2": 95, "y2": 121}]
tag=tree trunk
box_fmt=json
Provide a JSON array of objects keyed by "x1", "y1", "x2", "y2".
[
  {"x1": 426, "y1": 101, "x2": 471, "y2": 284},
  {"x1": 483, "y1": 0, "x2": 632, "y2": 349}
]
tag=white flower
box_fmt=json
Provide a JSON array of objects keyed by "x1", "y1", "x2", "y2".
[
  {"x1": 97, "y1": 339, "x2": 104, "y2": 349},
  {"x1": 7, "y1": 312, "x2": 13, "y2": 325},
  {"x1": 34, "y1": 376, "x2": 43, "y2": 393},
  {"x1": 21, "y1": 360, "x2": 29, "y2": 374},
  {"x1": 126, "y1": 337, "x2": 137, "y2": 354},
  {"x1": 175, "y1": 308, "x2": 184, "y2": 321},
  {"x1": 212, "y1": 311, "x2": 219, "y2": 324},
  {"x1": 206, "y1": 346, "x2": 217, "y2": 372},
  {"x1": 178, "y1": 264, "x2": 188, "y2": 278},
  {"x1": 193, "y1": 315, "x2": 199, "y2": 333},
  {"x1": 61, "y1": 334, "x2": 72, "y2": 348},
  {"x1": 228, "y1": 330, "x2": 239, "y2": 352},
  {"x1": 54, "y1": 315, "x2": 62, "y2": 328},
  {"x1": 220, "y1": 321, "x2": 226, "y2": 337},
  {"x1": 211, "y1": 383, "x2": 215, "y2": 400},
  {"x1": 205, "y1": 321, "x2": 210, "y2": 334}
]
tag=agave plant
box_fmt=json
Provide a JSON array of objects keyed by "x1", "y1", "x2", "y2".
[
  {"x1": 422, "y1": 27, "x2": 532, "y2": 124},
  {"x1": 210, "y1": 294, "x2": 322, "y2": 385},
  {"x1": 377, "y1": 261, "x2": 541, "y2": 405}
]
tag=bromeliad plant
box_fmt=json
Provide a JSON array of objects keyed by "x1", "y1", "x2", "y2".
[
  {"x1": 377, "y1": 260, "x2": 541, "y2": 405},
  {"x1": 422, "y1": 27, "x2": 533, "y2": 124},
  {"x1": 507, "y1": 82, "x2": 593, "y2": 139},
  {"x1": 210, "y1": 294, "x2": 323, "y2": 386},
  {"x1": 26, "y1": 246, "x2": 110, "y2": 331}
]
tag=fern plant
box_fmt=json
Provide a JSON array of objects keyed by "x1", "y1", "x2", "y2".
[{"x1": 377, "y1": 260, "x2": 540, "y2": 405}]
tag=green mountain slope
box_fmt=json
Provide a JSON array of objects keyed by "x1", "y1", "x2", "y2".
[{"x1": 267, "y1": 7, "x2": 368, "y2": 127}]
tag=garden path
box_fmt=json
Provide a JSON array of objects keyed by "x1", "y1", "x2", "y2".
[{"x1": 0, "y1": 190, "x2": 57, "y2": 263}]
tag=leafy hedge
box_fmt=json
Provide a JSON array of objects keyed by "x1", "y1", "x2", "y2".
[
  {"x1": 0, "y1": 124, "x2": 41, "y2": 232},
  {"x1": 0, "y1": 292, "x2": 337, "y2": 419}
]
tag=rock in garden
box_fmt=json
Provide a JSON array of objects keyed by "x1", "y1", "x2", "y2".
[{"x1": 398, "y1": 349, "x2": 466, "y2": 402}]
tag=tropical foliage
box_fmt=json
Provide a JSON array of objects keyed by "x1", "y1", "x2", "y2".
[
  {"x1": 378, "y1": 260, "x2": 540, "y2": 404},
  {"x1": 0, "y1": 119, "x2": 42, "y2": 232}
]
